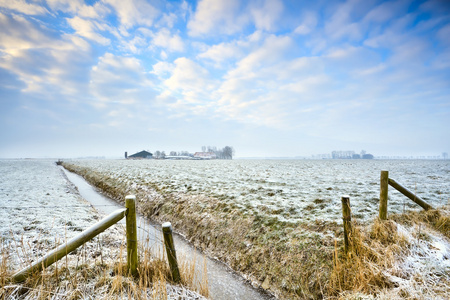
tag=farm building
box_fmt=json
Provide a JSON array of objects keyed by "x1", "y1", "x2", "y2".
[
  {"x1": 127, "y1": 150, "x2": 153, "y2": 159},
  {"x1": 193, "y1": 152, "x2": 217, "y2": 159}
]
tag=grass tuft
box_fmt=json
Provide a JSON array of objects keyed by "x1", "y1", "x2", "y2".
[
  {"x1": 329, "y1": 206, "x2": 450, "y2": 299},
  {"x1": 0, "y1": 226, "x2": 208, "y2": 299}
]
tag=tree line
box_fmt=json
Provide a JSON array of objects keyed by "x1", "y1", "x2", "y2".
[
  {"x1": 152, "y1": 146, "x2": 235, "y2": 159},
  {"x1": 201, "y1": 146, "x2": 235, "y2": 160}
]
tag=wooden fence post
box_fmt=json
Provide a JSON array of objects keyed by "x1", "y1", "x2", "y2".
[
  {"x1": 388, "y1": 178, "x2": 434, "y2": 211},
  {"x1": 341, "y1": 196, "x2": 352, "y2": 254},
  {"x1": 12, "y1": 208, "x2": 127, "y2": 283},
  {"x1": 379, "y1": 170, "x2": 389, "y2": 220},
  {"x1": 162, "y1": 222, "x2": 181, "y2": 283},
  {"x1": 125, "y1": 195, "x2": 138, "y2": 276}
]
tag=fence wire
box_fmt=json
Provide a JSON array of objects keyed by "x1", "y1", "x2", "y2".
[{"x1": 0, "y1": 204, "x2": 118, "y2": 209}]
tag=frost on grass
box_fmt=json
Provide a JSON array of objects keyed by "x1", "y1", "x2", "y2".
[{"x1": 61, "y1": 158, "x2": 450, "y2": 299}]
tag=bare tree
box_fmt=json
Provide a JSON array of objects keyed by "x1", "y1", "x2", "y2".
[{"x1": 223, "y1": 146, "x2": 234, "y2": 159}]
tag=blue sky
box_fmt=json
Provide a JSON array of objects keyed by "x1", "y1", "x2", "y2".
[{"x1": 0, "y1": 0, "x2": 449, "y2": 158}]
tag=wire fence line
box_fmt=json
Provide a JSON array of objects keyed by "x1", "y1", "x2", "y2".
[
  {"x1": 2, "y1": 226, "x2": 164, "y2": 246},
  {"x1": 137, "y1": 225, "x2": 165, "y2": 244},
  {"x1": 0, "y1": 204, "x2": 119, "y2": 209}
]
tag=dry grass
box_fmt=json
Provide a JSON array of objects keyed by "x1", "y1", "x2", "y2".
[
  {"x1": 329, "y1": 219, "x2": 408, "y2": 296},
  {"x1": 329, "y1": 206, "x2": 450, "y2": 299},
  {"x1": 390, "y1": 207, "x2": 450, "y2": 239},
  {"x1": 0, "y1": 224, "x2": 209, "y2": 299}
]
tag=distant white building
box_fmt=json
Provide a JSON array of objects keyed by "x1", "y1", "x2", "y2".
[{"x1": 193, "y1": 152, "x2": 217, "y2": 159}]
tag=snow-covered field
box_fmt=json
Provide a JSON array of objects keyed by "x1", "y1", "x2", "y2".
[
  {"x1": 0, "y1": 159, "x2": 105, "y2": 265},
  {"x1": 63, "y1": 159, "x2": 450, "y2": 223}
]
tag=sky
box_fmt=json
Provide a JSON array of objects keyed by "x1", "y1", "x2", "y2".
[{"x1": 0, "y1": 0, "x2": 449, "y2": 158}]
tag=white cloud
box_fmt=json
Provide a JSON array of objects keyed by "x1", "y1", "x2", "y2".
[
  {"x1": 103, "y1": 0, "x2": 159, "y2": 30},
  {"x1": 151, "y1": 61, "x2": 174, "y2": 78},
  {"x1": 198, "y1": 42, "x2": 243, "y2": 64},
  {"x1": 90, "y1": 53, "x2": 153, "y2": 107},
  {"x1": 157, "y1": 12, "x2": 178, "y2": 28},
  {"x1": 390, "y1": 38, "x2": 431, "y2": 65},
  {"x1": 325, "y1": 45, "x2": 359, "y2": 59},
  {"x1": 67, "y1": 16, "x2": 110, "y2": 45},
  {"x1": 0, "y1": 0, "x2": 48, "y2": 15},
  {"x1": 249, "y1": 0, "x2": 284, "y2": 31},
  {"x1": 212, "y1": 35, "x2": 329, "y2": 128},
  {"x1": 1, "y1": 0, "x2": 449, "y2": 158},
  {"x1": 187, "y1": 0, "x2": 286, "y2": 36},
  {"x1": 0, "y1": 13, "x2": 53, "y2": 55},
  {"x1": 227, "y1": 34, "x2": 293, "y2": 79},
  {"x1": 187, "y1": 0, "x2": 247, "y2": 36},
  {"x1": 119, "y1": 35, "x2": 148, "y2": 54},
  {"x1": 363, "y1": 0, "x2": 406, "y2": 24},
  {"x1": 150, "y1": 28, "x2": 185, "y2": 52},
  {"x1": 163, "y1": 57, "x2": 216, "y2": 104},
  {"x1": 46, "y1": 0, "x2": 108, "y2": 18},
  {"x1": 354, "y1": 63, "x2": 386, "y2": 76},
  {"x1": 281, "y1": 75, "x2": 329, "y2": 94},
  {"x1": 294, "y1": 11, "x2": 318, "y2": 35},
  {"x1": 363, "y1": 12, "x2": 416, "y2": 49},
  {"x1": 437, "y1": 24, "x2": 450, "y2": 46},
  {"x1": 0, "y1": 12, "x2": 93, "y2": 97},
  {"x1": 324, "y1": 0, "x2": 364, "y2": 41}
]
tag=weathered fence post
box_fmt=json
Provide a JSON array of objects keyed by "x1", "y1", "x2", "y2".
[
  {"x1": 341, "y1": 196, "x2": 352, "y2": 254},
  {"x1": 379, "y1": 170, "x2": 389, "y2": 220},
  {"x1": 125, "y1": 195, "x2": 138, "y2": 276},
  {"x1": 388, "y1": 178, "x2": 434, "y2": 211},
  {"x1": 12, "y1": 208, "x2": 127, "y2": 283},
  {"x1": 162, "y1": 222, "x2": 181, "y2": 283}
]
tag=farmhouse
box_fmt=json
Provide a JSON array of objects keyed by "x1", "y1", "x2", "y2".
[
  {"x1": 193, "y1": 152, "x2": 217, "y2": 159},
  {"x1": 126, "y1": 150, "x2": 153, "y2": 159}
]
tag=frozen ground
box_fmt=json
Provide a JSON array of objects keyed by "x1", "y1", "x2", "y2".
[
  {"x1": 0, "y1": 159, "x2": 106, "y2": 266},
  {"x1": 63, "y1": 159, "x2": 450, "y2": 223}
]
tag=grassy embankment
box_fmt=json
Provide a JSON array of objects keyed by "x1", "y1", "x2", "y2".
[{"x1": 62, "y1": 162, "x2": 450, "y2": 299}]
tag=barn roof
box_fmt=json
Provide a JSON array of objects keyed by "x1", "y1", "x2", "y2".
[{"x1": 129, "y1": 150, "x2": 153, "y2": 158}]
